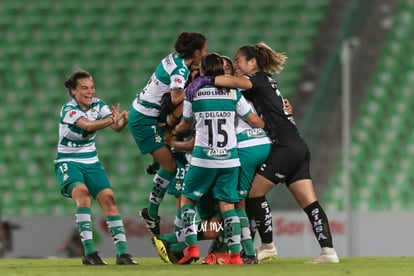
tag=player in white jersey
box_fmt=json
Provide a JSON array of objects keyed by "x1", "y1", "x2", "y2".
[
  {"x1": 203, "y1": 98, "x2": 293, "y2": 264},
  {"x1": 54, "y1": 70, "x2": 137, "y2": 265},
  {"x1": 152, "y1": 56, "x2": 291, "y2": 265},
  {"x1": 201, "y1": 56, "x2": 284, "y2": 264},
  {"x1": 128, "y1": 32, "x2": 208, "y2": 235},
  {"x1": 170, "y1": 53, "x2": 265, "y2": 265},
  {"x1": 186, "y1": 43, "x2": 339, "y2": 264}
]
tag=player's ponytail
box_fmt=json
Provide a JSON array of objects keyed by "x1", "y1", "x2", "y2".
[
  {"x1": 237, "y1": 43, "x2": 287, "y2": 74},
  {"x1": 255, "y1": 42, "x2": 287, "y2": 74}
]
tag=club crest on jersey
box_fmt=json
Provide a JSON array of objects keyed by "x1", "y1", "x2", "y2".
[
  {"x1": 69, "y1": 110, "x2": 77, "y2": 117},
  {"x1": 90, "y1": 108, "x2": 99, "y2": 119}
]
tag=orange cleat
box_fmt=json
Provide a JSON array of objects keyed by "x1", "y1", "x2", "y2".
[
  {"x1": 215, "y1": 252, "x2": 231, "y2": 265},
  {"x1": 229, "y1": 253, "x2": 243, "y2": 265},
  {"x1": 178, "y1": 245, "x2": 200, "y2": 265},
  {"x1": 201, "y1": 252, "x2": 217, "y2": 265}
]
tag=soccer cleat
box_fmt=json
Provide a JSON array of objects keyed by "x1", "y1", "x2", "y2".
[
  {"x1": 256, "y1": 242, "x2": 278, "y2": 262},
  {"x1": 151, "y1": 236, "x2": 171, "y2": 263},
  {"x1": 168, "y1": 251, "x2": 184, "y2": 264},
  {"x1": 201, "y1": 252, "x2": 217, "y2": 265},
  {"x1": 82, "y1": 251, "x2": 107, "y2": 265},
  {"x1": 305, "y1": 247, "x2": 339, "y2": 264},
  {"x1": 178, "y1": 245, "x2": 200, "y2": 265},
  {"x1": 229, "y1": 253, "x2": 244, "y2": 265},
  {"x1": 201, "y1": 251, "x2": 231, "y2": 265},
  {"x1": 116, "y1": 253, "x2": 138, "y2": 265},
  {"x1": 215, "y1": 252, "x2": 231, "y2": 265},
  {"x1": 139, "y1": 208, "x2": 161, "y2": 235},
  {"x1": 243, "y1": 254, "x2": 258, "y2": 264}
]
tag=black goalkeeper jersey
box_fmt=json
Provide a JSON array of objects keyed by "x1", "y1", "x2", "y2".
[{"x1": 243, "y1": 71, "x2": 297, "y2": 141}]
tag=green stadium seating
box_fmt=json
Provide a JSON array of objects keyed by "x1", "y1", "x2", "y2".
[
  {"x1": 1, "y1": 0, "x2": 328, "y2": 216},
  {"x1": 324, "y1": 1, "x2": 414, "y2": 211}
]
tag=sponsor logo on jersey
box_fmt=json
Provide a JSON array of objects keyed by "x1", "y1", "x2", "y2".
[
  {"x1": 197, "y1": 89, "x2": 231, "y2": 97},
  {"x1": 246, "y1": 128, "x2": 265, "y2": 136},
  {"x1": 206, "y1": 148, "x2": 231, "y2": 159},
  {"x1": 175, "y1": 77, "x2": 182, "y2": 84}
]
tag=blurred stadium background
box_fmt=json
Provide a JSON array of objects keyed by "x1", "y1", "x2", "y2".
[{"x1": 1, "y1": 0, "x2": 413, "y2": 226}]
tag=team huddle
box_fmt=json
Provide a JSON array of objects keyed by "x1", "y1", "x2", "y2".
[{"x1": 54, "y1": 32, "x2": 339, "y2": 266}]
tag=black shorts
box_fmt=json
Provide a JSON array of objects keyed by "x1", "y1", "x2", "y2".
[{"x1": 257, "y1": 135, "x2": 311, "y2": 185}]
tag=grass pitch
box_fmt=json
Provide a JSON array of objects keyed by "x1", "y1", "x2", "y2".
[{"x1": 1, "y1": 257, "x2": 414, "y2": 276}]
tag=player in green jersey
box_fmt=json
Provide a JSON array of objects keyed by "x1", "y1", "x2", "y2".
[
  {"x1": 128, "y1": 32, "x2": 208, "y2": 235},
  {"x1": 171, "y1": 53, "x2": 265, "y2": 265},
  {"x1": 54, "y1": 69, "x2": 137, "y2": 265}
]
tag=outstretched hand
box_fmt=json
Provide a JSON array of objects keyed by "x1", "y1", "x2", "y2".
[
  {"x1": 184, "y1": 76, "x2": 215, "y2": 102},
  {"x1": 111, "y1": 103, "x2": 121, "y2": 122},
  {"x1": 111, "y1": 103, "x2": 129, "y2": 131}
]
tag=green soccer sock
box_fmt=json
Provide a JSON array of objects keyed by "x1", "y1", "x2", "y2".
[
  {"x1": 160, "y1": 231, "x2": 179, "y2": 244},
  {"x1": 75, "y1": 207, "x2": 95, "y2": 256},
  {"x1": 159, "y1": 229, "x2": 187, "y2": 252},
  {"x1": 174, "y1": 209, "x2": 182, "y2": 231},
  {"x1": 181, "y1": 204, "x2": 197, "y2": 246},
  {"x1": 107, "y1": 215, "x2": 127, "y2": 255},
  {"x1": 148, "y1": 168, "x2": 175, "y2": 218},
  {"x1": 236, "y1": 208, "x2": 255, "y2": 256},
  {"x1": 222, "y1": 209, "x2": 241, "y2": 254},
  {"x1": 170, "y1": 242, "x2": 187, "y2": 252}
]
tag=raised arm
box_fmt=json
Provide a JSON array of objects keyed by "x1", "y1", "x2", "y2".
[{"x1": 214, "y1": 75, "x2": 253, "y2": 90}]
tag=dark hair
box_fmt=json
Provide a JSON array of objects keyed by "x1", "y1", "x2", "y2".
[
  {"x1": 201, "y1": 53, "x2": 224, "y2": 76},
  {"x1": 237, "y1": 42, "x2": 287, "y2": 74},
  {"x1": 64, "y1": 69, "x2": 92, "y2": 96},
  {"x1": 221, "y1": 55, "x2": 234, "y2": 75},
  {"x1": 201, "y1": 54, "x2": 224, "y2": 76},
  {"x1": 174, "y1": 32, "x2": 206, "y2": 59}
]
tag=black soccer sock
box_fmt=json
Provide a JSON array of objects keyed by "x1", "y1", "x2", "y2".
[
  {"x1": 246, "y1": 196, "x2": 273, "y2": 244},
  {"x1": 303, "y1": 201, "x2": 334, "y2": 248},
  {"x1": 245, "y1": 198, "x2": 256, "y2": 240}
]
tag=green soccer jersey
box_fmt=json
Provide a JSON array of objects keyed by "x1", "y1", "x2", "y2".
[
  {"x1": 132, "y1": 53, "x2": 190, "y2": 117},
  {"x1": 183, "y1": 86, "x2": 252, "y2": 168},
  {"x1": 235, "y1": 98, "x2": 272, "y2": 148},
  {"x1": 55, "y1": 98, "x2": 111, "y2": 164}
]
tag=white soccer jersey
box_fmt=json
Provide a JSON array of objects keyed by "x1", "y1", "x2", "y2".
[
  {"x1": 235, "y1": 97, "x2": 272, "y2": 148},
  {"x1": 55, "y1": 98, "x2": 111, "y2": 164},
  {"x1": 132, "y1": 53, "x2": 190, "y2": 117},
  {"x1": 183, "y1": 87, "x2": 252, "y2": 168}
]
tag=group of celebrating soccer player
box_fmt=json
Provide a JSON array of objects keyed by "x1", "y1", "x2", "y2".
[{"x1": 54, "y1": 31, "x2": 339, "y2": 266}]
